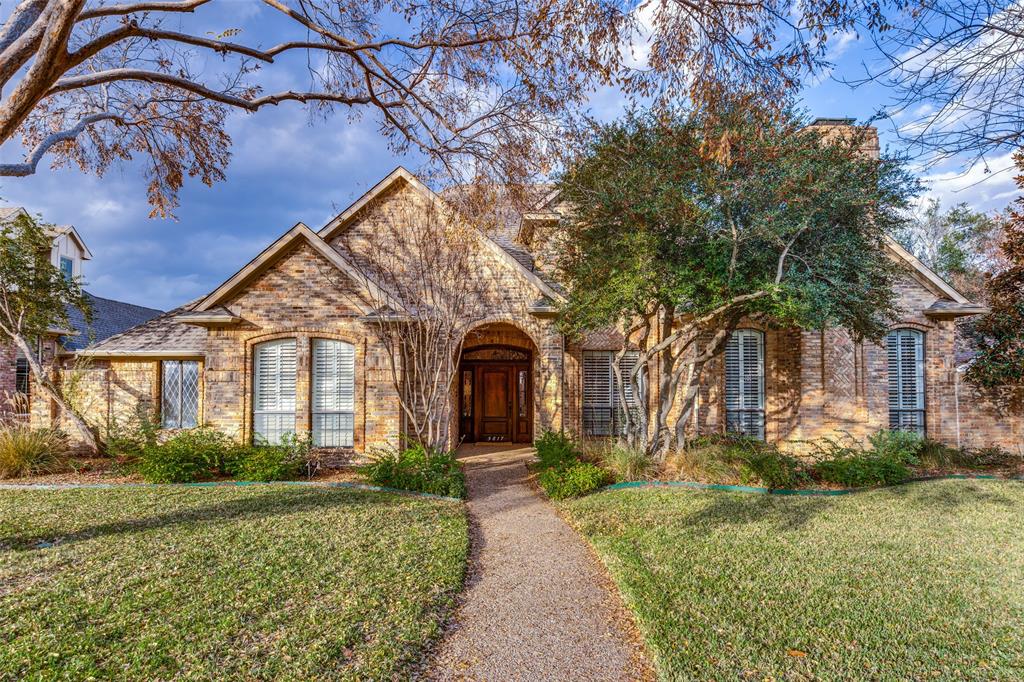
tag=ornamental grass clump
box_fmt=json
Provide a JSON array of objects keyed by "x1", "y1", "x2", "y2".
[
  {"x1": 668, "y1": 435, "x2": 808, "y2": 489},
  {"x1": 596, "y1": 442, "x2": 654, "y2": 482},
  {"x1": 0, "y1": 425, "x2": 66, "y2": 479}
]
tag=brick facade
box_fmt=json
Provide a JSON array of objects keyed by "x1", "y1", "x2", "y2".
[{"x1": 33, "y1": 172, "x2": 1021, "y2": 455}]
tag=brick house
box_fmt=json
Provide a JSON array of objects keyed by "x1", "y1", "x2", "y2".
[
  {"x1": 35, "y1": 147, "x2": 1022, "y2": 455},
  {"x1": 0, "y1": 207, "x2": 163, "y2": 422}
]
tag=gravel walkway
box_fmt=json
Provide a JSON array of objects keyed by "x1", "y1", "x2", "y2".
[{"x1": 427, "y1": 444, "x2": 652, "y2": 681}]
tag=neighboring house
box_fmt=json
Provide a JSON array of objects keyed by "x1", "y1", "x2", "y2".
[
  {"x1": 33, "y1": 122, "x2": 1024, "y2": 453},
  {"x1": 0, "y1": 207, "x2": 162, "y2": 419}
]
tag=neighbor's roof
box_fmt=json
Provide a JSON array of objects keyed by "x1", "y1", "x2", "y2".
[
  {"x1": 76, "y1": 300, "x2": 206, "y2": 357},
  {"x1": 62, "y1": 292, "x2": 164, "y2": 351},
  {"x1": 0, "y1": 206, "x2": 94, "y2": 259}
]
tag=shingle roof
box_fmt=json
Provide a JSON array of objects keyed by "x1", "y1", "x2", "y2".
[
  {"x1": 76, "y1": 299, "x2": 207, "y2": 356},
  {"x1": 490, "y1": 234, "x2": 566, "y2": 297},
  {"x1": 62, "y1": 292, "x2": 164, "y2": 351},
  {"x1": 0, "y1": 206, "x2": 26, "y2": 221}
]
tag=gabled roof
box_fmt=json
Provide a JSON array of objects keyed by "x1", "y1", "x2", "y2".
[
  {"x1": 77, "y1": 301, "x2": 206, "y2": 357},
  {"x1": 193, "y1": 222, "x2": 398, "y2": 314},
  {"x1": 61, "y1": 292, "x2": 163, "y2": 351},
  {"x1": 46, "y1": 225, "x2": 93, "y2": 260},
  {"x1": 0, "y1": 206, "x2": 94, "y2": 259},
  {"x1": 883, "y1": 235, "x2": 971, "y2": 304},
  {"x1": 318, "y1": 166, "x2": 565, "y2": 302}
]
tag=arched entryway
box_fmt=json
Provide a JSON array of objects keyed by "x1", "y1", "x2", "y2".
[{"x1": 457, "y1": 322, "x2": 537, "y2": 443}]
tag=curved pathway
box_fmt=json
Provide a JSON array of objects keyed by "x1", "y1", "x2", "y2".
[{"x1": 427, "y1": 444, "x2": 652, "y2": 681}]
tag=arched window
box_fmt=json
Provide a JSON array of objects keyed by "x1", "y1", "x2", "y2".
[
  {"x1": 887, "y1": 328, "x2": 925, "y2": 435},
  {"x1": 725, "y1": 329, "x2": 765, "y2": 440},
  {"x1": 312, "y1": 339, "x2": 356, "y2": 447},
  {"x1": 253, "y1": 339, "x2": 296, "y2": 444}
]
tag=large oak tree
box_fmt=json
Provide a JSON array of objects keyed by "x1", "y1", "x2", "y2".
[
  {"x1": 0, "y1": 0, "x2": 885, "y2": 215},
  {"x1": 556, "y1": 107, "x2": 919, "y2": 457}
]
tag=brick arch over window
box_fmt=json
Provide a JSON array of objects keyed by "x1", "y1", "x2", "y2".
[{"x1": 242, "y1": 329, "x2": 368, "y2": 449}]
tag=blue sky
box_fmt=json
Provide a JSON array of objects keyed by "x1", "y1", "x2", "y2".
[{"x1": 0, "y1": 4, "x2": 1019, "y2": 311}]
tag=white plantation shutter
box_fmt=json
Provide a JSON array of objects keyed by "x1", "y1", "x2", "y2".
[
  {"x1": 583, "y1": 352, "x2": 613, "y2": 436},
  {"x1": 312, "y1": 339, "x2": 356, "y2": 447},
  {"x1": 582, "y1": 351, "x2": 641, "y2": 436},
  {"x1": 253, "y1": 339, "x2": 296, "y2": 444},
  {"x1": 887, "y1": 329, "x2": 925, "y2": 435},
  {"x1": 725, "y1": 330, "x2": 765, "y2": 440}
]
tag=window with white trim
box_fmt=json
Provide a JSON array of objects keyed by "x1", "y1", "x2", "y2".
[
  {"x1": 161, "y1": 360, "x2": 200, "y2": 428},
  {"x1": 887, "y1": 328, "x2": 925, "y2": 435},
  {"x1": 582, "y1": 350, "x2": 641, "y2": 436},
  {"x1": 59, "y1": 256, "x2": 73, "y2": 281},
  {"x1": 253, "y1": 339, "x2": 296, "y2": 444},
  {"x1": 725, "y1": 329, "x2": 765, "y2": 440},
  {"x1": 312, "y1": 339, "x2": 356, "y2": 447}
]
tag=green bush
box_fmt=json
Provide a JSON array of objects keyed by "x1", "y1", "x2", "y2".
[
  {"x1": 597, "y1": 442, "x2": 654, "y2": 482},
  {"x1": 814, "y1": 452, "x2": 912, "y2": 488},
  {"x1": 360, "y1": 442, "x2": 466, "y2": 498},
  {"x1": 533, "y1": 430, "x2": 579, "y2": 470},
  {"x1": 740, "y1": 450, "x2": 806, "y2": 489},
  {"x1": 103, "y1": 406, "x2": 160, "y2": 459},
  {"x1": 868, "y1": 429, "x2": 922, "y2": 465},
  {"x1": 230, "y1": 432, "x2": 312, "y2": 481},
  {"x1": 137, "y1": 428, "x2": 235, "y2": 483},
  {"x1": 0, "y1": 426, "x2": 66, "y2": 479},
  {"x1": 538, "y1": 461, "x2": 610, "y2": 500}
]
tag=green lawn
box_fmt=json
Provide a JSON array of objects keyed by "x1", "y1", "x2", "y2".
[
  {"x1": 563, "y1": 479, "x2": 1024, "y2": 681},
  {"x1": 0, "y1": 485, "x2": 467, "y2": 680}
]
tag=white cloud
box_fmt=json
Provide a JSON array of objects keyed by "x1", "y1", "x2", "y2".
[
  {"x1": 920, "y1": 152, "x2": 1019, "y2": 212},
  {"x1": 83, "y1": 198, "x2": 125, "y2": 218}
]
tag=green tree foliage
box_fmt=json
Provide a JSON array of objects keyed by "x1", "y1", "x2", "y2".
[
  {"x1": 895, "y1": 198, "x2": 1000, "y2": 300},
  {"x1": 556, "y1": 107, "x2": 918, "y2": 456},
  {"x1": 966, "y1": 151, "x2": 1024, "y2": 389},
  {"x1": 0, "y1": 211, "x2": 95, "y2": 449}
]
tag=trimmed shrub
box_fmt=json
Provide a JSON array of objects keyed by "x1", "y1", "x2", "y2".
[
  {"x1": 597, "y1": 442, "x2": 654, "y2": 482},
  {"x1": 0, "y1": 426, "x2": 66, "y2": 479},
  {"x1": 533, "y1": 430, "x2": 579, "y2": 470},
  {"x1": 814, "y1": 452, "x2": 911, "y2": 488},
  {"x1": 361, "y1": 442, "x2": 466, "y2": 498},
  {"x1": 538, "y1": 462, "x2": 610, "y2": 500},
  {"x1": 229, "y1": 432, "x2": 312, "y2": 481},
  {"x1": 740, "y1": 450, "x2": 806, "y2": 489},
  {"x1": 868, "y1": 429, "x2": 922, "y2": 465},
  {"x1": 137, "y1": 427, "x2": 234, "y2": 483}
]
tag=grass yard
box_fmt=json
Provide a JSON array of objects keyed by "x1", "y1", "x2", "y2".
[
  {"x1": 563, "y1": 479, "x2": 1024, "y2": 681},
  {"x1": 0, "y1": 485, "x2": 467, "y2": 680}
]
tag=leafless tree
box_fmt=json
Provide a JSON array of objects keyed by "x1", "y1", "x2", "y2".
[
  {"x1": 337, "y1": 190, "x2": 491, "y2": 451},
  {"x1": 1, "y1": 0, "x2": 877, "y2": 215},
  {"x1": 855, "y1": 0, "x2": 1024, "y2": 166}
]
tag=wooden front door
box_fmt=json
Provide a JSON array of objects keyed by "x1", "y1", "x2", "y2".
[
  {"x1": 478, "y1": 366, "x2": 512, "y2": 441},
  {"x1": 459, "y1": 359, "x2": 532, "y2": 443}
]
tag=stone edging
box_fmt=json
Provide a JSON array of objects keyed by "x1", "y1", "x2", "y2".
[
  {"x1": 0, "y1": 479, "x2": 464, "y2": 503},
  {"x1": 602, "y1": 473, "x2": 1024, "y2": 497}
]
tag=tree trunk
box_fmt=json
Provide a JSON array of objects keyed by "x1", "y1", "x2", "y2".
[{"x1": 10, "y1": 333, "x2": 98, "y2": 452}]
